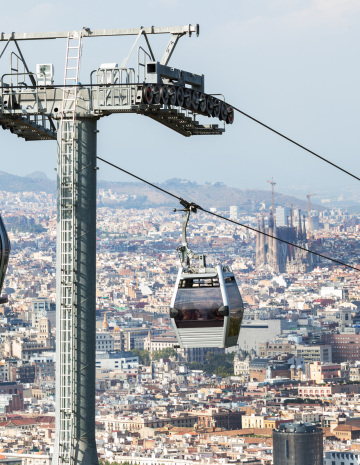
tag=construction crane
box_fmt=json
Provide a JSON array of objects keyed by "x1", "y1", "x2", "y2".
[
  {"x1": 0, "y1": 25, "x2": 235, "y2": 465},
  {"x1": 307, "y1": 193, "x2": 316, "y2": 247},
  {"x1": 267, "y1": 177, "x2": 276, "y2": 213}
]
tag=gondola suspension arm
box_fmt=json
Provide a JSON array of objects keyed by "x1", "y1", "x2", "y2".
[{"x1": 174, "y1": 198, "x2": 206, "y2": 269}]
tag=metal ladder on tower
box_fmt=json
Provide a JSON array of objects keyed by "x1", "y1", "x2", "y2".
[{"x1": 58, "y1": 31, "x2": 82, "y2": 465}]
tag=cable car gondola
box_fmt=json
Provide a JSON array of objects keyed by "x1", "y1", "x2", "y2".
[
  {"x1": 169, "y1": 200, "x2": 244, "y2": 349},
  {"x1": 0, "y1": 213, "x2": 10, "y2": 304}
]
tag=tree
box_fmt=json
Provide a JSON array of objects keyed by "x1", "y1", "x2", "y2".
[
  {"x1": 152, "y1": 347, "x2": 177, "y2": 360},
  {"x1": 189, "y1": 352, "x2": 235, "y2": 377},
  {"x1": 131, "y1": 349, "x2": 150, "y2": 365}
]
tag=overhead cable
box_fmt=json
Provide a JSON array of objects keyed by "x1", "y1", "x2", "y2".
[
  {"x1": 97, "y1": 156, "x2": 360, "y2": 273},
  {"x1": 232, "y1": 106, "x2": 360, "y2": 182},
  {"x1": 3, "y1": 80, "x2": 360, "y2": 183},
  {"x1": 97, "y1": 156, "x2": 180, "y2": 201}
]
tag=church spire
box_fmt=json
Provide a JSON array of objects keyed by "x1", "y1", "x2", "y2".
[
  {"x1": 297, "y1": 209, "x2": 302, "y2": 240},
  {"x1": 268, "y1": 210, "x2": 274, "y2": 230},
  {"x1": 260, "y1": 212, "x2": 266, "y2": 265},
  {"x1": 302, "y1": 214, "x2": 307, "y2": 242},
  {"x1": 102, "y1": 312, "x2": 109, "y2": 331},
  {"x1": 256, "y1": 215, "x2": 261, "y2": 267}
]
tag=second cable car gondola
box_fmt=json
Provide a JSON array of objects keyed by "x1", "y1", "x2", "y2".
[
  {"x1": 0, "y1": 213, "x2": 10, "y2": 304},
  {"x1": 169, "y1": 200, "x2": 244, "y2": 349}
]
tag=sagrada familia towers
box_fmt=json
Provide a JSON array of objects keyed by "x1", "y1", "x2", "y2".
[{"x1": 256, "y1": 208, "x2": 317, "y2": 273}]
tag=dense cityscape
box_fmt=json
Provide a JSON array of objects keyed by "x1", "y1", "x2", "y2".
[
  {"x1": 0, "y1": 2, "x2": 359, "y2": 465},
  {"x1": 0, "y1": 185, "x2": 359, "y2": 465}
]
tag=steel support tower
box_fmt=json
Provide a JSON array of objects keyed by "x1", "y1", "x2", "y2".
[
  {"x1": 54, "y1": 116, "x2": 98, "y2": 465},
  {"x1": 0, "y1": 25, "x2": 235, "y2": 465}
]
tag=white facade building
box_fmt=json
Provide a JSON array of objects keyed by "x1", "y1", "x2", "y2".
[
  {"x1": 96, "y1": 332, "x2": 114, "y2": 352},
  {"x1": 238, "y1": 319, "x2": 289, "y2": 352},
  {"x1": 324, "y1": 451, "x2": 360, "y2": 465},
  {"x1": 95, "y1": 352, "x2": 138, "y2": 371}
]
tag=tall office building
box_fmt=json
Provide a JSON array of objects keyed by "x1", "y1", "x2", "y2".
[
  {"x1": 273, "y1": 422, "x2": 323, "y2": 465},
  {"x1": 275, "y1": 206, "x2": 291, "y2": 227},
  {"x1": 310, "y1": 215, "x2": 320, "y2": 231},
  {"x1": 230, "y1": 206, "x2": 238, "y2": 220}
]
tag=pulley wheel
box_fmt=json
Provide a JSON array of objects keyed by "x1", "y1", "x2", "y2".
[
  {"x1": 142, "y1": 85, "x2": 153, "y2": 105},
  {"x1": 206, "y1": 96, "x2": 214, "y2": 117},
  {"x1": 213, "y1": 99, "x2": 220, "y2": 118},
  {"x1": 168, "y1": 86, "x2": 177, "y2": 106},
  {"x1": 160, "y1": 85, "x2": 169, "y2": 105},
  {"x1": 191, "y1": 91, "x2": 200, "y2": 111},
  {"x1": 152, "y1": 84, "x2": 161, "y2": 105},
  {"x1": 199, "y1": 93, "x2": 206, "y2": 114},
  {"x1": 226, "y1": 107, "x2": 235, "y2": 124},
  {"x1": 219, "y1": 102, "x2": 228, "y2": 121},
  {"x1": 183, "y1": 88, "x2": 192, "y2": 109},
  {"x1": 176, "y1": 86, "x2": 185, "y2": 107}
]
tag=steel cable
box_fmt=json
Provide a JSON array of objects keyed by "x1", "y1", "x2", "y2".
[
  {"x1": 97, "y1": 156, "x2": 360, "y2": 273},
  {"x1": 232, "y1": 106, "x2": 360, "y2": 182}
]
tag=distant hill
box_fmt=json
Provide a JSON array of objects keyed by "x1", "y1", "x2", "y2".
[
  {"x1": 97, "y1": 177, "x2": 313, "y2": 211},
  {"x1": 0, "y1": 171, "x2": 55, "y2": 194},
  {"x1": 26, "y1": 171, "x2": 50, "y2": 180},
  {"x1": 0, "y1": 171, "x2": 316, "y2": 211}
]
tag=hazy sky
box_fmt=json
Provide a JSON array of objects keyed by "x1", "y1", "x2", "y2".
[{"x1": 1, "y1": 0, "x2": 359, "y2": 197}]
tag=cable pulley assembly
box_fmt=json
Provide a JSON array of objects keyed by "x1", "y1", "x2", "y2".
[{"x1": 141, "y1": 83, "x2": 234, "y2": 125}]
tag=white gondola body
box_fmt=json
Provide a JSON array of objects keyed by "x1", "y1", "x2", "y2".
[{"x1": 170, "y1": 264, "x2": 244, "y2": 349}]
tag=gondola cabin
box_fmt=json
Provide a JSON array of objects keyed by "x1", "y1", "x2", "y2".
[
  {"x1": 170, "y1": 264, "x2": 244, "y2": 349},
  {"x1": 0, "y1": 214, "x2": 10, "y2": 304}
]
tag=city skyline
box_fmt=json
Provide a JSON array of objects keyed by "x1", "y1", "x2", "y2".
[{"x1": 1, "y1": 168, "x2": 359, "y2": 210}]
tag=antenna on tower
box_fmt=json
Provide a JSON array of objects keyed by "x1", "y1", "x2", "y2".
[{"x1": 267, "y1": 177, "x2": 276, "y2": 213}]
